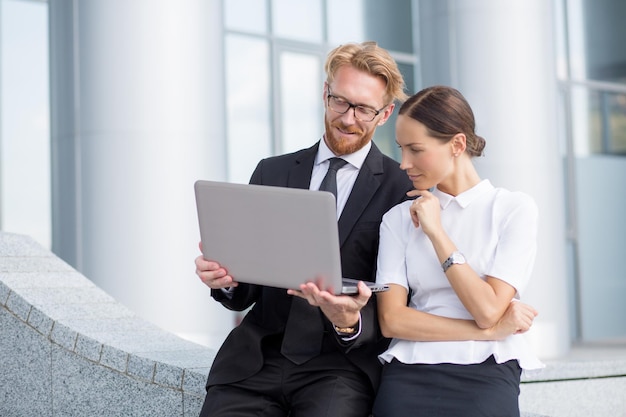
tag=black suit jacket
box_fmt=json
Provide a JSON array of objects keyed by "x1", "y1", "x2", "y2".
[{"x1": 206, "y1": 141, "x2": 413, "y2": 391}]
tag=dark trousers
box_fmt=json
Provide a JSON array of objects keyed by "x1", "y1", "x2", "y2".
[
  {"x1": 372, "y1": 355, "x2": 521, "y2": 417},
  {"x1": 199, "y1": 346, "x2": 374, "y2": 417}
]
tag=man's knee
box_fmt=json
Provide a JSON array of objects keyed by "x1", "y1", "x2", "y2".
[{"x1": 199, "y1": 385, "x2": 287, "y2": 417}]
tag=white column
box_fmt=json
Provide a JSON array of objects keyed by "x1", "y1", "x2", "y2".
[
  {"x1": 50, "y1": 0, "x2": 233, "y2": 347},
  {"x1": 419, "y1": 0, "x2": 570, "y2": 358}
]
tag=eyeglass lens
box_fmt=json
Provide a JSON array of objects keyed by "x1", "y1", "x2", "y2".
[{"x1": 328, "y1": 96, "x2": 378, "y2": 122}]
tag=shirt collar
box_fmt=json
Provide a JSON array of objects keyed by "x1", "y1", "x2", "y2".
[
  {"x1": 433, "y1": 179, "x2": 494, "y2": 209},
  {"x1": 315, "y1": 136, "x2": 372, "y2": 169}
]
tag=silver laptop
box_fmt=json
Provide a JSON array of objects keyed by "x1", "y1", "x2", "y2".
[{"x1": 194, "y1": 180, "x2": 389, "y2": 295}]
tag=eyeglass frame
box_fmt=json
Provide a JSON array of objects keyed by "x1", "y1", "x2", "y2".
[{"x1": 326, "y1": 87, "x2": 388, "y2": 122}]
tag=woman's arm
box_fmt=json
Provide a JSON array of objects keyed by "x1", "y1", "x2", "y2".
[
  {"x1": 429, "y1": 229, "x2": 517, "y2": 329},
  {"x1": 377, "y1": 284, "x2": 537, "y2": 341},
  {"x1": 411, "y1": 190, "x2": 537, "y2": 328}
]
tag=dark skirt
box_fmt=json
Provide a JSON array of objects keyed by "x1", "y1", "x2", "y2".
[{"x1": 372, "y1": 355, "x2": 521, "y2": 417}]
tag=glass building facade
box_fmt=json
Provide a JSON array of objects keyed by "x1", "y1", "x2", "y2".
[{"x1": 223, "y1": 0, "x2": 417, "y2": 183}]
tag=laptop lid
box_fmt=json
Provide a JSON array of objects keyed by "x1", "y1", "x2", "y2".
[{"x1": 194, "y1": 180, "x2": 388, "y2": 295}]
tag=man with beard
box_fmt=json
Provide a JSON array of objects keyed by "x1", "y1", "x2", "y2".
[{"x1": 195, "y1": 41, "x2": 412, "y2": 417}]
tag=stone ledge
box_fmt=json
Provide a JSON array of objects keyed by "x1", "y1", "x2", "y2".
[
  {"x1": 519, "y1": 351, "x2": 626, "y2": 417},
  {"x1": 0, "y1": 269, "x2": 214, "y2": 396},
  {"x1": 3, "y1": 231, "x2": 626, "y2": 417},
  {"x1": 0, "y1": 232, "x2": 213, "y2": 416},
  {"x1": 523, "y1": 357, "x2": 626, "y2": 382}
]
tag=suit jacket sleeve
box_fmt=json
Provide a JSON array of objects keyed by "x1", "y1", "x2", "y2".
[
  {"x1": 211, "y1": 283, "x2": 261, "y2": 311},
  {"x1": 326, "y1": 293, "x2": 380, "y2": 352}
]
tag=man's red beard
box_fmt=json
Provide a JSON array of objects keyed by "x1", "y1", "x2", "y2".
[{"x1": 324, "y1": 118, "x2": 374, "y2": 155}]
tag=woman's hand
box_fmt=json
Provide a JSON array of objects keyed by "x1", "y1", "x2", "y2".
[
  {"x1": 487, "y1": 300, "x2": 538, "y2": 340},
  {"x1": 407, "y1": 189, "x2": 442, "y2": 238}
]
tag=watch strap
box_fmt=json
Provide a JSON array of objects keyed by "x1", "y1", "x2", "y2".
[{"x1": 442, "y1": 251, "x2": 465, "y2": 272}]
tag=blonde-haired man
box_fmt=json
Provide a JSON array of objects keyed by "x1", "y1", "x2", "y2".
[{"x1": 196, "y1": 42, "x2": 411, "y2": 417}]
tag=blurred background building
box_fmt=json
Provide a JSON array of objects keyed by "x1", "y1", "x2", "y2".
[{"x1": 1, "y1": 0, "x2": 624, "y2": 358}]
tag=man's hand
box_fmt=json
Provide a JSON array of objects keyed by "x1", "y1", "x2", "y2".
[
  {"x1": 287, "y1": 280, "x2": 372, "y2": 328},
  {"x1": 195, "y1": 241, "x2": 239, "y2": 289}
]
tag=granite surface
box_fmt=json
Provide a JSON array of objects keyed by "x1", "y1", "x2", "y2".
[
  {"x1": 2, "y1": 231, "x2": 625, "y2": 417},
  {"x1": 0, "y1": 232, "x2": 213, "y2": 416}
]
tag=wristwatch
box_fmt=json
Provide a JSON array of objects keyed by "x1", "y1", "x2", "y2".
[
  {"x1": 442, "y1": 251, "x2": 466, "y2": 272},
  {"x1": 334, "y1": 324, "x2": 357, "y2": 336}
]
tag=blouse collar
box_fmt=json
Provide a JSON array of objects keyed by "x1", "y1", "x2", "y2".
[{"x1": 433, "y1": 179, "x2": 493, "y2": 209}]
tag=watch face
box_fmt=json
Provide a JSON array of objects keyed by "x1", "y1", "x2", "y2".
[
  {"x1": 442, "y1": 251, "x2": 466, "y2": 272},
  {"x1": 452, "y1": 252, "x2": 466, "y2": 264}
]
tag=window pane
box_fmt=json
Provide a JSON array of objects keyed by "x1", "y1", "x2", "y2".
[
  {"x1": 362, "y1": 0, "x2": 413, "y2": 53},
  {"x1": 571, "y1": 86, "x2": 600, "y2": 156},
  {"x1": 272, "y1": 0, "x2": 322, "y2": 42},
  {"x1": 607, "y1": 92, "x2": 626, "y2": 153},
  {"x1": 373, "y1": 62, "x2": 415, "y2": 162},
  {"x1": 224, "y1": 0, "x2": 267, "y2": 33},
  {"x1": 327, "y1": 0, "x2": 365, "y2": 43},
  {"x1": 225, "y1": 35, "x2": 272, "y2": 183},
  {"x1": 571, "y1": 89, "x2": 626, "y2": 155},
  {"x1": 1, "y1": 0, "x2": 51, "y2": 247},
  {"x1": 279, "y1": 51, "x2": 322, "y2": 154},
  {"x1": 583, "y1": 0, "x2": 626, "y2": 84}
]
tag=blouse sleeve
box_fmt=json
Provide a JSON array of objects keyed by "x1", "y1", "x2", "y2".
[
  {"x1": 376, "y1": 203, "x2": 411, "y2": 290},
  {"x1": 488, "y1": 190, "x2": 539, "y2": 297}
]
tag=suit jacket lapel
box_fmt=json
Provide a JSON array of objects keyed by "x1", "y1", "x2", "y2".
[
  {"x1": 338, "y1": 143, "x2": 384, "y2": 247},
  {"x1": 287, "y1": 142, "x2": 319, "y2": 190}
]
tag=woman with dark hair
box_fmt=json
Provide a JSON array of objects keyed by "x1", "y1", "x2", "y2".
[{"x1": 373, "y1": 86, "x2": 543, "y2": 417}]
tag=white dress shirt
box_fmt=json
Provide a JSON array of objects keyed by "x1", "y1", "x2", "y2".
[
  {"x1": 376, "y1": 179, "x2": 544, "y2": 373},
  {"x1": 311, "y1": 138, "x2": 371, "y2": 339},
  {"x1": 311, "y1": 138, "x2": 371, "y2": 219}
]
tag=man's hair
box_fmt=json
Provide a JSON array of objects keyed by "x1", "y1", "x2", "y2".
[{"x1": 325, "y1": 41, "x2": 408, "y2": 105}]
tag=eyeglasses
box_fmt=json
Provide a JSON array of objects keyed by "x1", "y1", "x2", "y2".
[{"x1": 326, "y1": 88, "x2": 387, "y2": 122}]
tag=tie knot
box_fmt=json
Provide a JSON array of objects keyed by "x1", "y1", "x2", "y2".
[{"x1": 327, "y1": 157, "x2": 348, "y2": 171}]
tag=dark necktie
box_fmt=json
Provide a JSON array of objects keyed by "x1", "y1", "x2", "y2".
[
  {"x1": 318, "y1": 157, "x2": 348, "y2": 202},
  {"x1": 280, "y1": 157, "x2": 347, "y2": 364}
]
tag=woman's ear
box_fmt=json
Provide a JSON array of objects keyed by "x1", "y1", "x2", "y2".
[{"x1": 452, "y1": 133, "x2": 467, "y2": 156}]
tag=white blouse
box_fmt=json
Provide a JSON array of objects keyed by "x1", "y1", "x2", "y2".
[{"x1": 376, "y1": 179, "x2": 544, "y2": 372}]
